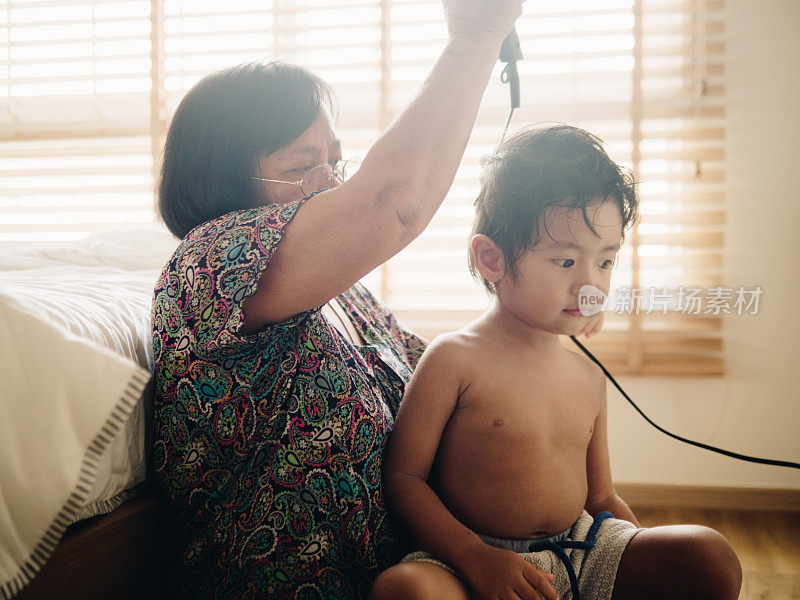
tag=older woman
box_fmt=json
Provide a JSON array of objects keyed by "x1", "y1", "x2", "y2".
[{"x1": 151, "y1": 1, "x2": 527, "y2": 597}]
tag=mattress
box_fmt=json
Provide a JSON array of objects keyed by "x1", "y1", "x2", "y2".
[{"x1": 0, "y1": 225, "x2": 179, "y2": 599}]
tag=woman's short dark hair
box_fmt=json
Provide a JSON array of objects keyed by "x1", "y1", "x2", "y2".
[
  {"x1": 468, "y1": 124, "x2": 639, "y2": 294},
  {"x1": 157, "y1": 62, "x2": 333, "y2": 239}
]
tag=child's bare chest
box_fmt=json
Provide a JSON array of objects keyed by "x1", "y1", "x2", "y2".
[
  {"x1": 453, "y1": 359, "x2": 598, "y2": 444},
  {"x1": 429, "y1": 355, "x2": 601, "y2": 536}
]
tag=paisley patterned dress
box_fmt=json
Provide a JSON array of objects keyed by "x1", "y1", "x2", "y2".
[{"x1": 151, "y1": 198, "x2": 425, "y2": 599}]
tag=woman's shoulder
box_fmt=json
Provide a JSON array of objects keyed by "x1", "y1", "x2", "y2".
[
  {"x1": 155, "y1": 200, "x2": 306, "y2": 311},
  {"x1": 170, "y1": 201, "x2": 305, "y2": 265},
  {"x1": 153, "y1": 200, "x2": 311, "y2": 352}
]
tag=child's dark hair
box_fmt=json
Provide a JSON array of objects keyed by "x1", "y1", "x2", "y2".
[{"x1": 468, "y1": 124, "x2": 639, "y2": 294}]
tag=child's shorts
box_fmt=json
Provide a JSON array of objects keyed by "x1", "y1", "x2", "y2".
[{"x1": 400, "y1": 511, "x2": 642, "y2": 600}]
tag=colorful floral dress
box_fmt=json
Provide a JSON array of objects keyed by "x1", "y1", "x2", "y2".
[{"x1": 151, "y1": 199, "x2": 425, "y2": 599}]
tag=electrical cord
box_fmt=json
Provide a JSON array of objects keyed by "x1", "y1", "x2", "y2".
[
  {"x1": 499, "y1": 28, "x2": 522, "y2": 144},
  {"x1": 500, "y1": 104, "x2": 516, "y2": 145},
  {"x1": 569, "y1": 335, "x2": 800, "y2": 470},
  {"x1": 491, "y1": 22, "x2": 796, "y2": 471}
]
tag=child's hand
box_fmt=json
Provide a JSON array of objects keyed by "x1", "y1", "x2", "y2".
[
  {"x1": 458, "y1": 543, "x2": 558, "y2": 600},
  {"x1": 579, "y1": 311, "x2": 604, "y2": 339}
]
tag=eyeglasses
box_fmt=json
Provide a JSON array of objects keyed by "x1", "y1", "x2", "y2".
[{"x1": 251, "y1": 158, "x2": 360, "y2": 198}]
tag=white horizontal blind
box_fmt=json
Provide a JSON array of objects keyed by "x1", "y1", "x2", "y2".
[
  {"x1": 605, "y1": 0, "x2": 726, "y2": 374},
  {"x1": 381, "y1": 0, "x2": 726, "y2": 375},
  {"x1": 1, "y1": 0, "x2": 725, "y2": 374},
  {"x1": 1, "y1": 0, "x2": 388, "y2": 245},
  {"x1": 0, "y1": 0, "x2": 155, "y2": 244},
  {"x1": 151, "y1": 0, "x2": 388, "y2": 291},
  {"x1": 157, "y1": 0, "x2": 385, "y2": 164}
]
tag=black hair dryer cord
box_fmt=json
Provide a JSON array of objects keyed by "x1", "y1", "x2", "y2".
[{"x1": 569, "y1": 335, "x2": 800, "y2": 470}]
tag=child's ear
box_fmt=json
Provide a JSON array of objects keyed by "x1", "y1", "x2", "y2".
[{"x1": 470, "y1": 234, "x2": 506, "y2": 284}]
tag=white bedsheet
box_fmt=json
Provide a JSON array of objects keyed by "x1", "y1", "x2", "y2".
[{"x1": 0, "y1": 225, "x2": 179, "y2": 599}]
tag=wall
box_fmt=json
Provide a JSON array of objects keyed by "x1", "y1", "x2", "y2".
[{"x1": 607, "y1": 0, "x2": 800, "y2": 491}]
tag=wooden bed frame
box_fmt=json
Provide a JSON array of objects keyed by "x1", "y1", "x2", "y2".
[{"x1": 15, "y1": 487, "x2": 170, "y2": 600}]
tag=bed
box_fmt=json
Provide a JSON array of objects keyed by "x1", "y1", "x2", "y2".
[{"x1": 0, "y1": 225, "x2": 179, "y2": 599}]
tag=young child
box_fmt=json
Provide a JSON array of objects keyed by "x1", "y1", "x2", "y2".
[{"x1": 371, "y1": 125, "x2": 742, "y2": 600}]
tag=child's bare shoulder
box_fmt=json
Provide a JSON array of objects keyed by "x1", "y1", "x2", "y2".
[
  {"x1": 563, "y1": 343, "x2": 606, "y2": 392},
  {"x1": 407, "y1": 330, "x2": 485, "y2": 400},
  {"x1": 422, "y1": 328, "x2": 484, "y2": 364}
]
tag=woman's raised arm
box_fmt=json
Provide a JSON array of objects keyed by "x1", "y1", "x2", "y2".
[{"x1": 243, "y1": 0, "x2": 524, "y2": 328}]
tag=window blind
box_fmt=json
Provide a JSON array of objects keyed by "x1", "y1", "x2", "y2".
[
  {"x1": 0, "y1": 0, "x2": 154, "y2": 243},
  {"x1": 1, "y1": 0, "x2": 726, "y2": 375},
  {"x1": 381, "y1": 0, "x2": 727, "y2": 375}
]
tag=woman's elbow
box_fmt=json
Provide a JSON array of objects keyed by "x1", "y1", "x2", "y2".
[
  {"x1": 353, "y1": 162, "x2": 435, "y2": 235},
  {"x1": 359, "y1": 168, "x2": 421, "y2": 228}
]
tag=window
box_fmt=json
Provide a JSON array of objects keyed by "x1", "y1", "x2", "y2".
[{"x1": 1, "y1": 0, "x2": 725, "y2": 375}]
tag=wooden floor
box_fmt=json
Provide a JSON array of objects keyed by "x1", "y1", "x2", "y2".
[{"x1": 632, "y1": 507, "x2": 800, "y2": 600}]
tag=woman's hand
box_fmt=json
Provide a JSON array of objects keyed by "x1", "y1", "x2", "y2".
[
  {"x1": 442, "y1": 0, "x2": 524, "y2": 40},
  {"x1": 457, "y1": 543, "x2": 559, "y2": 600}
]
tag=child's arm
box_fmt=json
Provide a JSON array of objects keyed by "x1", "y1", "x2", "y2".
[
  {"x1": 584, "y1": 368, "x2": 640, "y2": 526},
  {"x1": 384, "y1": 336, "x2": 558, "y2": 600}
]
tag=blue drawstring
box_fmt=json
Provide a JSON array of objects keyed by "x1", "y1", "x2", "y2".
[{"x1": 526, "y1": 512, "x2": 613, "y2": 600}]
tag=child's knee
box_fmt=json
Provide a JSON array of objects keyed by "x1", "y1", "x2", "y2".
[
  {"x1": 693, "y1": 527, "x2": 742, "y2": 596},
  {"x1": 369, "y1": 561, "x2": 470, "y2": 600},
  {"x1": 368, "y1": 564, "x2": 436, "y2": 600},
  {"x1": 668, "y1": 526, "x2": 741, "y2": 600},
  {"x1": 615, "y1": 525, "x2": 741, "y2": 600}
]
